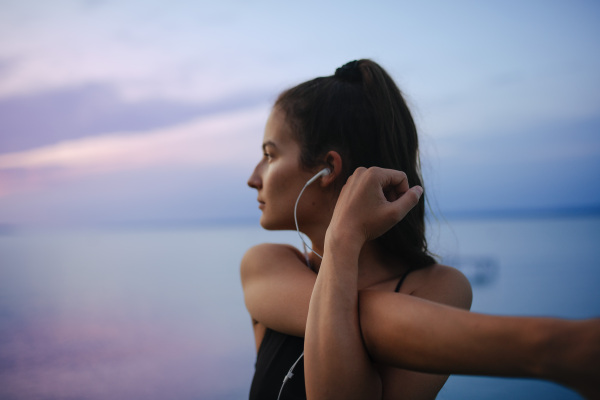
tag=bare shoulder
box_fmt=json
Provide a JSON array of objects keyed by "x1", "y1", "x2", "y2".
[
  {"x1": 406, "y1": 263, "x2": 473, "y2": 311},
  {"x1": 240, "y1": 243, "x2": 305, "y2": 280},
  {"x1": 359, "y1": 264, "x2": 472, "y2": 318},
  {"x1": 360, "y1": 264, "x2": 473, "y2": 399},
  {"x1": 240, "y1": 243, "x2": 316, "y2": 337},
  {"x1": 242, "y1": 242, "x2": 303, "y2": 262}
]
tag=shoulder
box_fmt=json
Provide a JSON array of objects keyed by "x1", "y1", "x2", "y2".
[
  {"x1": 240, "y1": 243, "x2": 313, "y2": 293},
  {"x1": 358, "y1": 263, "x2": 472, "y2": 331},
  {"x1": 362, "y1": 263, "x2": 472, "y2": 311},
  {"x1": 360, "y1": 264, "x2": 473, "y2": 398},
  {"x1": 404, "y1": 263, "x2": 473, "y2": 311},
  {"x1": 242, "y1": 242, "x2": 304, "y2": 260},
  {"x1": 240, "y1": 243, "x2": 316, "y2": 337},
  {"x1": 241, "y1": 243, "x2": 305, "y2": 278}
]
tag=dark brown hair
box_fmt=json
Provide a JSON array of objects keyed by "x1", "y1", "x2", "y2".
[{"x1": 275, "y1": 59, "x2": 435, "y2": 269}]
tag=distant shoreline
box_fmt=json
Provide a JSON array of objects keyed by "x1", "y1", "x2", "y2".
[
  {"x1": 2, "y1": 205, "x2": 600, "y2": 234},
  {"x1": 435, "y1": 205, "x2": 600, "y2": 221}
]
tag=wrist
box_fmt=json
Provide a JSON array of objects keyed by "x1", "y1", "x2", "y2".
[
  {"x1": 532, "y1": 319, "x2": 579, "y2": 382},
  {"x1": 324, "y1": 224, "x2": 365, "y2": 259}
]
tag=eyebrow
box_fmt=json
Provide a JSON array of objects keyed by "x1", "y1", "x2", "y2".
[{"x1": 262, "y1": 141, "x2": 277, "y2": 151}]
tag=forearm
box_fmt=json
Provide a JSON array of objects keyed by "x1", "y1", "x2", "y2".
[
  {"x1": 305, "y1": 234, "x2": 381, "y2": 400},
  {"x1": 360, "y1": 290, "x2": 600, "y2": 396},
  {"x1": 361, "y1": 291, "x2": 548, "y2": 375}
]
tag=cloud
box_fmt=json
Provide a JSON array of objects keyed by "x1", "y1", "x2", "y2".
[
  {"x1": 0, "y1": 82, "x2": 275, "y2": 153},
  {"x1": 0, "y1": 103, "x2": 270, "y2": 197},
  {"x1": 0, "y1": 1, "x2": 302, "y2": 103},
  {"x1": 1, "y1": 1, "x2": 599, "y2": 226}
]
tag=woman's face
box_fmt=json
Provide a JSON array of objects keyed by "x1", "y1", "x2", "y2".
[{"x1": 247, "y1": 108, "x2": 323, "y2": 231}]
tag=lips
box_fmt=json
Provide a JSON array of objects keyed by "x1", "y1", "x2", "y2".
[{"x1": 257, "y1": 199, "x2": 265, "y2": 209}]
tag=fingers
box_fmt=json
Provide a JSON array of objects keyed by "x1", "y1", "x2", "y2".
[
  {"x1": 379, "y1": 169, "x2": 410, "y2": 195},
  {"x1": 387, "y1": 185, "x2": 422, "y2": 220},
  {"x1": 348, "y1": 166, "x2": 423, "y2": 219},
  {"x1": 348, "y1": 167, "x2": 418, "y2": 204},
  {"x1": 347, "y1": 166, "x2": 407, "y2": 189},
  {"x1": 331, "y1": 167, "x2": 423, "y2": 242}
]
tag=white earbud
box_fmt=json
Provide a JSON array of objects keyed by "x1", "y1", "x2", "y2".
[{"x1": 305, "y1": 168, "x2": 331, "y2": 186}]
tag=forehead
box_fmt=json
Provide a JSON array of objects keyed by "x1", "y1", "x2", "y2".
[{"x1": 263, "y1": 108, "x2": 298, "y2": 150}]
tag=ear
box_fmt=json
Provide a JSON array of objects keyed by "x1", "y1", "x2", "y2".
[{"x1": 319, "y1": 150, "x2": 343, "y2": 187}]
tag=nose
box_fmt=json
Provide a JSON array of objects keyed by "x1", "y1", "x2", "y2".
[{"x1": 247, "y1": 165, "x2": 262, "y2": 190}]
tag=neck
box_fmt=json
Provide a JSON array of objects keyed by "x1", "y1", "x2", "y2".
[
  {"x1": 303, "y1": 228, "x2": 326, "y2": 270},
  {"x1": 307, "y1": 235, "x2": 406, "y2": 290},
  {"x1": 356, "y1": 241, "x2": 407, "y2": 289}
]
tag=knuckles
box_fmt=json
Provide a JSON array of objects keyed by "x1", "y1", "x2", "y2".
[{"x1": 350, "y1": 166, "x2": 407, "y2": 179}]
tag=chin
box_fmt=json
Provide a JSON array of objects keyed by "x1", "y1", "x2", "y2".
[
  {"x1": 259, "y1": 215, "x2": 276, "y2": 230},
  {"x1": 259, "y1": 215, "x2": 293, "y2": 231}
]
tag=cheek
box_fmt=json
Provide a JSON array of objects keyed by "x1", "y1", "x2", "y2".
[{"x1": 265, "y1": 168, "x2": 292, "y2": 195}]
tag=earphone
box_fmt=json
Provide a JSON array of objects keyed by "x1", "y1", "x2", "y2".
[
  {"x1": 278, "y1": 167, "x2": 331, "y2": 400},
  {"x1": 304, "y1": 167, "x2": 331, "y2": 186},
  {"x1": 277, "y1": 348, "x2": 305, "y2": 400},
  {"x1": 294, "y1": 168, "x2": 331, "y2": 262},
  {"x1": 277, "y1": 168, "x2": 331, "y2": 400}
]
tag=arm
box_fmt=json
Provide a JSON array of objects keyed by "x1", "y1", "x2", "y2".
[
  {"x1": 241, "y1": 167, "x2": 599, "y2": 398},
  {"x1": 359, "y1": 290, "x2": 600, "y2": 399},
  {"x1": 372, "y1": 265, "x2": 473, "y2": 400},
  {"x1": 241, "y1": 243, "x2": 476, "y2": 399},
  {"x1": 242, "y1": 243, "x2": 599, "y2": 399},
  {"x1": 304, "y1": 231, "x2": 382, "y2": 399},
  {"x1": 241, "y1": 243, "x2": 315, "y2": 339},
  {"x1": 304, "y1": 167, "x2": 423, "y2": 399}
]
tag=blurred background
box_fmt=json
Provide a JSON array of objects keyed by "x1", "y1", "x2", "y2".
[{"x1": 0, "y1": 1, "x2": 599, "y2": 399}]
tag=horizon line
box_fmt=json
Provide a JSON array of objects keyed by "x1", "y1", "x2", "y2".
[{"x1": 1, "y1": 205, "x2": 599, "y2": 234}]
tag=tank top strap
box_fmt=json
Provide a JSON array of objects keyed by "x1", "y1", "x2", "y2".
[{"x1": 394, "y1": 269, "x2": 412, "y2": 293}]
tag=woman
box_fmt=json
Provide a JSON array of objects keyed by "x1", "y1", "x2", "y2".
[{"x1": 242, "y1": 59, "x2": 599, "y2": 399}]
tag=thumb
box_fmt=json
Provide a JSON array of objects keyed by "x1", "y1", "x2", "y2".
[{"x1": 388, "y1": 185, "x2": 423, "y2": 221}]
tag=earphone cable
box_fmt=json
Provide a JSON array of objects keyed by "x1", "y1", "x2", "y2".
[
  {"x1": 294, "y1": 182, "x2": 323, "y2": 260},
  {"x1": 278, "y1": 170, "x2": 326, "y2": 399},
  {"x1": 277, "y1": 352, "x2": 304, "y2": 400}
]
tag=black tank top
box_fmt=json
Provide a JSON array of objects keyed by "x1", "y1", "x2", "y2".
[{"x1": 248, "y1": 270, "x2": 411, "y2": 400}]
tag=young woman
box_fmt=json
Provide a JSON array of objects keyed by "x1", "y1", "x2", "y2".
[{"x1": 241, "y1": 59, "x2": 599, "y2": 400}]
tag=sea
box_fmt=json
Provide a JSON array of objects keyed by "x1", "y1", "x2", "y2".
[{"x1": 0, "y1": 215, "x2": 599, "y2": 400}]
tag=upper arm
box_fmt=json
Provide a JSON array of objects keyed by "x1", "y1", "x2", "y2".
[
  {"x1": 240, "y1": 243, "x2": 317, "y2": 337},
  {"x1": 359, "y1": 265, "x2": 473, "y2": 399}
]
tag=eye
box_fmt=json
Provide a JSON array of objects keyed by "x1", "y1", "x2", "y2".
[{"x1": 263, "y1": 151, "x2": 273, "y2": 161}]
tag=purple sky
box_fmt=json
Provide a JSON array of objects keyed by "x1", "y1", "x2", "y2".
[{"x1": 0, "y1": 1, "x2": 599, "y2": 227}]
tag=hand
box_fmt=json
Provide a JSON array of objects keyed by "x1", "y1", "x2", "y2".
[{"x1": 327, "y1": 167, "x2": 423, "y2": 246}]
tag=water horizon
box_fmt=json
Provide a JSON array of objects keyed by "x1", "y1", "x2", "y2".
[{"x1": 2, "y1": 203, "x2": 599, "y2": 235}]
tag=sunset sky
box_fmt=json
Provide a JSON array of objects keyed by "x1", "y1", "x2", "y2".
[{"x1": 1, "y1": 0, "x2": 599, "y2": 227}]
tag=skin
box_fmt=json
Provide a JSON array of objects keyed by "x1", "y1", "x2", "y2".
[
  {"x1": 242, "y1": 107, "x2": 600, "y2": 399},
  {"x1": 244, "y1": 108, "x2": 472, "y2": 399}
]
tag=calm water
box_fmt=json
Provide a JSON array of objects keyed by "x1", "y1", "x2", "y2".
[{"x1": 0, "y1": 216, "x2": 599, "y2": 400}]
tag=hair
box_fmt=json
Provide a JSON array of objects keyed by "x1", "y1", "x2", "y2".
[{"x1": 275, "y1": 59, "x2": 436, "y2": 269}]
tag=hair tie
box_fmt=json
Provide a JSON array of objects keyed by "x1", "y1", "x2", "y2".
[{"x1": 335, "y1": 60, "x2": 361, "y2": 82}]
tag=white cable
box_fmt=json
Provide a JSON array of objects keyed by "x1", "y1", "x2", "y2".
[
  {"x1": 294, "y1": 181, "x2": 323, "y2": 260},
  {"x1": 277, "y1": 352, "x2": 304, "y2": 400},
  {"x1": 278, "y1": 169, "x2": 328, "y2": 399}
]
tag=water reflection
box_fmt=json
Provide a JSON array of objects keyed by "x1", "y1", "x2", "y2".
[
  {"x1": 1, "y1": 218, "x2": 598, "y2": 400},
  {"x1": 0, "y1": 229, "x2": 257, "y2": 400},
  {"x1": 0, "y1": 312, "x2": 248, "y2": 399}
]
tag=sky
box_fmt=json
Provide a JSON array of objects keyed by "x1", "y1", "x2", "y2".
[{"x1": 0, "y1": 0, "x2": 599, "y2": 227}]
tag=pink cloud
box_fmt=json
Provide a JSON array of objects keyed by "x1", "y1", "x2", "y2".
[{"x1": 0, "y1": 105, "x2": 268, "y2": 198}]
